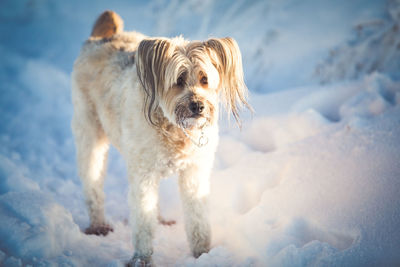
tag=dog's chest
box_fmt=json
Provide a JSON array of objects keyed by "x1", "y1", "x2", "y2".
[{"x1": 158, "y1": 141, "x2": 197, "y2": 176}]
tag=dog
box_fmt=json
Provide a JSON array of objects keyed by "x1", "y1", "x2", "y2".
[{"x1": 71, "y1": 10, "x2": 250, "y2": 266}]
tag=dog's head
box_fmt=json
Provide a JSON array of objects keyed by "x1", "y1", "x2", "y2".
[{"x1": 136, "y1": 36, "x2": 250, "y2": 130}]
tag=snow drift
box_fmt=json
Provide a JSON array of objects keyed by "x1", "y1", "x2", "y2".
[{"x1": 0, "y1": 0, "x2": 399, "y2": 266}]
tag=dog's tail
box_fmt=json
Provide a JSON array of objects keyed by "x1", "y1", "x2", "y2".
[{"x1": 91, "y1": 10, "x2": 124, "y2": 38}]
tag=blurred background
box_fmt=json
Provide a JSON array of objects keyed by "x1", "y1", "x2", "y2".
[
  {"x1": 1, "y1": 0, "x2": 398, "y2": 91},
  {"x1": 1, "y1": 0, "x2": 398, "y2": 186},
  {"x1": 0, "y1": 0, "x2": 399, "y2": 265}
]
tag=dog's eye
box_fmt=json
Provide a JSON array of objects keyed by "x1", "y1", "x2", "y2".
[
  {"x1": 177, "y1": 74, "x2": 185, "y2": 87},
  {"x1": 177, "y1": 77, "x2": 184, "y2": 86},
  {"x1": 200, "y1": 76, "x2": 208, "y2": 86}
]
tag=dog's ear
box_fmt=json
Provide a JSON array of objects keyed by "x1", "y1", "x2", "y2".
[
  {"x1": 136, "y1": 38, "x2": 172, "y2": 125},
  {"x1": 204, "y1": 38, "x2": 252, "y2": 126}
]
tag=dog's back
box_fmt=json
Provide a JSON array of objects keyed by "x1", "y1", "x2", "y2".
[{"x1": 71, "y1": 11, "x2": 146, "y2": 149}]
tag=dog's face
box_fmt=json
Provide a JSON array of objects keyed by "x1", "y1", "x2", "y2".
[{"x1": 136, "y1": 36, "x2": 249, "y2": 129}]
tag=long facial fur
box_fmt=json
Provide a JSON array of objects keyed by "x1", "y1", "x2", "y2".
[{"x1": 136, "y1": 36, "x2": 250, "y2": 129}]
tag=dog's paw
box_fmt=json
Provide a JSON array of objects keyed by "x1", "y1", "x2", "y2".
[
  {"x1": 192, "y1": 244, "x2": 210, "y2": 258},
  {"x1": 126, "y1": 255, "x2": 153, "y2": 267},
  {"x1": 193, "y1": 249, "x2": 208, "y2": 259},
  {"x1": 157, "y1": 215, "x2": 176, "y2": 226},
  {"x1": 84, "y1": 224, "x2": 114, "y2": 236}
]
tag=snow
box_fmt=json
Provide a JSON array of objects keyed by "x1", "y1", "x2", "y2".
[
  {"x1": 1, "y1": 0, "x2": 400, "y2": 266},
  {"x1": 315, "y1": 0, "x2": 400, "y2": 83}
]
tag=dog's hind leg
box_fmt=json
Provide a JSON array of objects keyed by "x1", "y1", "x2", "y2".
[{"x1": 71, "y1": 89, "x2": 112, "y2": 236}]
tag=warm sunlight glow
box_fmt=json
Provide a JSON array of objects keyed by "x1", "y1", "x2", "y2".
[
  {"x1": 143, "y1": 190, "x2": 158, "y2": 213},
  {"x1": 196, "y1": 179, "x2": 210, "y2": 199},
  {"x1": 89, "y1": 141, "x2": 109, "y2": 182}
]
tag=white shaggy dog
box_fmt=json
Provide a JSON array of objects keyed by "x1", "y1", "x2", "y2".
[{"x1": 71, "y1": 11, "x2": 250, "y2": 266}]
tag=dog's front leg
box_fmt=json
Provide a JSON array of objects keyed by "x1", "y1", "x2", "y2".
[
  {"x1": 128, "y1": 172, "x2": 159, "y2": 266},
  {"x1": 179, "y1": 163, "x2": 212, "y2": 258}
]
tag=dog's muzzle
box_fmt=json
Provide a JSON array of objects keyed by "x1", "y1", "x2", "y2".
[
  {"x1": 175, "y1": 99, "x2": 210, "y2": 147},
  {"x1": 175, "y1": 100, "x2": 208, "y2": 130}
]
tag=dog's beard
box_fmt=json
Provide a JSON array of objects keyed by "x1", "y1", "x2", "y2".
[
  {"x1": 175, "y1": 105, "x2": 208, "y2": 130},
  {"x1": 180, "y1": 116, "x2": 207, "y2": 129}
]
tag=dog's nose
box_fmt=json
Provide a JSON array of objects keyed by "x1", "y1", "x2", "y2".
[{"x1": 189, "y1": 101, "x2": 205, "y2": 115}]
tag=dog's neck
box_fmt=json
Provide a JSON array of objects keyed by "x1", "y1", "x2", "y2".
[
  {"x1": 180, "y1": 126, "x2": 208, "y2": 148},
  {"x1": 153, "y1": 109, "x2": 209, "y2": 151}
]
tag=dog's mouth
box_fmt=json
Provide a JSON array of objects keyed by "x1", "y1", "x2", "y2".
[{"x1": 177, "y1": 115, "x2": 207, "y2": 130}]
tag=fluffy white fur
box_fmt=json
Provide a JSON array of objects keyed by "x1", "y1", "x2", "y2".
[{"x1": 71, "y1": 11, "x2": 250, "y2": 266}]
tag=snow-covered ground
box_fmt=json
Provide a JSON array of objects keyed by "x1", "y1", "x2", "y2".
[{"x1": 1, "y1": 0, "x2": 399, "y2": 266}]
